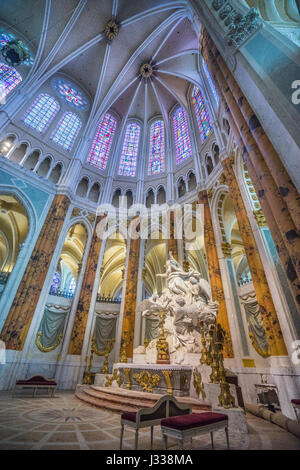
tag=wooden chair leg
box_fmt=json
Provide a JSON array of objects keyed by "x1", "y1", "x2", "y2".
[
  {"x1": 150, "y1": 426, "x2": 154, "y2": 450},
  {"x1": 293, "y1": 407, "x2": 300, "y2": 423},
  {"x1": 225, "y1": 427, "x2": 230, "y2": 449},
  {"x1": 163, "y1": 433, "x2": 168, "y2": 450},
  {"x1": 210, "y1": 432, "x2": 214, "y2": 449},
  {"x1": 135, "y1": 429, "x2": 139, "y2": 450},
  {"x1": 120, "y1": 424, "x2": 124, "y2": 450}
]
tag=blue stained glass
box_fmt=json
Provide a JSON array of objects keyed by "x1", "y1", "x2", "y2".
[
  {"x1": 202, "y1": 59, "x2": 219, "y2": 106},
  {"x1": 192, "y1": 86, "x2": 212, "y2": 143},
  {"x1": 148, "y1": 120, "x2": 165, "y2": 175},
  {"x1": 22, "y1": 94, "x2": 60, "y2": 133},
  {"x1": 66, "y1": 276, "x2": 76, "y2": 295},
  {"x1": 50, "y1": 271, "x2": 60, "y2": 295},
  {"x1": 87, "y1": 113, "x2": 117, "y2": 170},
  {"x1": 52, "y1": 77, "x2": 88, "y2": 110},
  {"x1": 173, "y1": 107, "x2": 192, "y2": 165},
  {"x1": 118, "y1": 122, "x2": 141, "y2": 177},
  {"x1": 0, "y1": 62, "x2": 22, "y2": 101},
  {"x1": 51, "y1": 112, "x2": 81, "y2": 150}
]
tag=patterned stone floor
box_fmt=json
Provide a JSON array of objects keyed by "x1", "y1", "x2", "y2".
[{"x1": 0, "y1": 391, "x2": 299, "y2": 450}]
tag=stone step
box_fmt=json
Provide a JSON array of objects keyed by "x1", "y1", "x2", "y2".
[
  {"x1": 92, "y1": 386, "x2": 211, "y2": 411},
  {"x1": 84, "y1": 388, "x2": 154, "y2": 410},
  {"x1": 75, "y1": 392, "x2": 138, "y2": 414},
  {"x1": 75, "y1": 385, "x2": 211, "y2": 414}
]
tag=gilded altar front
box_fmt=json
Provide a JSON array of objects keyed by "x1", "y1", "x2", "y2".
[{"x1": 114, "y1": 363, "x2": 192, "y2": 397}]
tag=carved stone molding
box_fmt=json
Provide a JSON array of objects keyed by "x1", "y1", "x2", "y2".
[
  {"x1": 105, "y1": 20, "x2": 119, "y2": 42},
  {"x1": 221, "y1": 242, "x2": 232, "y2": 258},
  {"x1": 226, "y1": 7, "x2": 263, "y2": 48},
  {"x1": 253, "y1": 209, "x2": 267, "y2": 227}
]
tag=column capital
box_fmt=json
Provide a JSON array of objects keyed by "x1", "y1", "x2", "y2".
[
  {"x1": 219, "y1": 148, "x2": 228, "y2": 161},
  {"x1": 253, "y1": 209, "x2": 267, "y2": 227},
  {"x1": 221, "y1": 242, "x2": 232, "y2": 258}
]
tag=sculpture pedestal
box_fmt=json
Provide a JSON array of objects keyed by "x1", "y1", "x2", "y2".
[
  {"x1": 114, "y1": 363, "x2": 193, "y2": 397},
  {"x1": 212, "y1": 406, "x2": 248, "y2": 434},
  {"x1": 203, "y1": 382, "x2": 239, "y2": 408},
  {"x1": 94, "y1": 373, "x2": 107, "y2": 387}
]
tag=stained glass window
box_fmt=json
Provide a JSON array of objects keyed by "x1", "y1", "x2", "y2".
[
  {"x1": 0, "y1": 31, "x2": 34, "y2": 66},
  {"x1": 173, "y1": 107, "x2": 192, "y2": 165},
  {"x1": 66, "y1": 276, "x2": 76, "y2": 296},
  {"x1": 51, "y1": 112, "x2": 82, "y2": 150},
  {"x1": 192, "y1": 86, "x2": 212, "y2": 143},
  {"x1": 118, "y1": 122, "x2": 140, "y2": 177},
  {"x1": 22, "y1": 94, "x2": 60, "y2": 133},
  {"x1": 52, "y1": 77, "x2": 88, "y2": 110},
  {"x1": 49, "y1": 271, "x2": 60, "y2": 295},
  {"x1": 0, "y1": 62, "x2": 22, "y2": 101},
  {"x1": 202, "y1": 59, "x2": 219, "y2": 106},
  {"x1": 148, "y1": 120, "x2": 165, "y2": 175},
  {"x1": 87, "y1": 113, "x2": 117, "y2": 170}
]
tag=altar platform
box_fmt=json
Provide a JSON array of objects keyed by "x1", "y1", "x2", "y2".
[{"x1": 75, "y1": 385, "x2": 211, "y2": 414}]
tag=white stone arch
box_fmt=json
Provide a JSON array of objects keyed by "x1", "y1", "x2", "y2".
[
  {"x1": 0, "y1": 185, "x2": 38, "y2": 326},
  {"x1": 156, "y1": 184, "x2": 167, "y2": 204},
  {"x1": 22, "y1": 146, "x2": 43, "y2": 171},
  {"x1": 35, "y1": 154, "x2": 53, "y2": 177},
  {"x1": 8, "y1": 139, "x2": 30, "y2": 164},
  {"x1": 145, "y1": 186, "x2": 156, "y2": 206},
  {"x1": 210, "y1": 185, "x2": 230, "y2": 247},
  {"x1": 48, "y1": 160, "x2": 64, "y2": 184},
  {"x1": 76, "y1": 175, "x2": 91, "y2": 198},
  {"x1": 0, "y1": 132, "x2": 19, "y2": 159},
  {"x1": 186, "y1": 168, "x2": 197, "y2": 192},
  {"x1": 87, "y1": 180, "x2": 101, "y2": 203}
]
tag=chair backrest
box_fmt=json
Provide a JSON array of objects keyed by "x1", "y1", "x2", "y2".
[{"x1": 136, "y1": 394, "x2": 191, "y2": 424}]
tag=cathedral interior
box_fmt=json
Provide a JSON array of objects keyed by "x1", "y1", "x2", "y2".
[{"x1": 0, "y1": 0, "x2": 299, "y2": 452}]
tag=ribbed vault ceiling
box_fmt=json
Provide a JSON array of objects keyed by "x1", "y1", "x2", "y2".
[{"x1": 0, "y1": 0, "x2": 201, "y2": 126}]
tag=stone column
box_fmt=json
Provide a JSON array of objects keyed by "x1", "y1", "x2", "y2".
[
  {"x1": 167, "y1": 210, "x2": 179, "y2": 261},
  {"x1": 207, "y1": 65, "x2": 300, "y2": 310},
  {"x1": 245, "y1": 156, "x2": 300, "y2": 309},
  {"x1": 201, "y1": 31, "x2": 300, "y2": 305},
  {"x1": 0, "y1": 194, "x2": 71, "y2": 350},
  {"x1": 68, "y1": 214, "x2": 107, "y2": 355},
  {"x1": 222, "y1": 156, "x2": 288, "y2": 357},
  {"x1": 207, "y1": 34, "x2": 300, "y2": 231},
  {"x1": 198, "y1": 190, "x2": 234, "y2": 358},
  {"x1": 120, "y1": 219, "x2": 141, "y2": 360}
]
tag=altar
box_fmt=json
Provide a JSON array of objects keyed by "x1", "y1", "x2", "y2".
[{"x1": 114, "y1": 363, "x2": 193, "y2": 397}]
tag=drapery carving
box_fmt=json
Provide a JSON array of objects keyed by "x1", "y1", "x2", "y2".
[
  {"x1": 244, "y1": 301, "x2": 270, "y2": 358},
  {"x1": 145, "y1": 317, "x2": 160, "y2": 343},
  {"x1": 93, "y1": 315, "x2": 117, "y2": 352},
  {"x1": 35, "y1": 304, "x2": 70, "y2": 352}
]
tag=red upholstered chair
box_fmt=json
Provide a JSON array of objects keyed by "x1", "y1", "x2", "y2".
[
  {"x1": 161, "y1": 411, "x2": 229, "y2": 450},
  {"x1": 291, "y1": 399, "x2": 300, "y2": 423},
  {"x1": 120, "y1": 394, "x2": 192, "y2": 450}
]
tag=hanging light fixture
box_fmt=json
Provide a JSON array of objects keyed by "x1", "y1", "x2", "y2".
[{"x1": 1, "y1": 39, "x2": 29, "y2": 66}]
